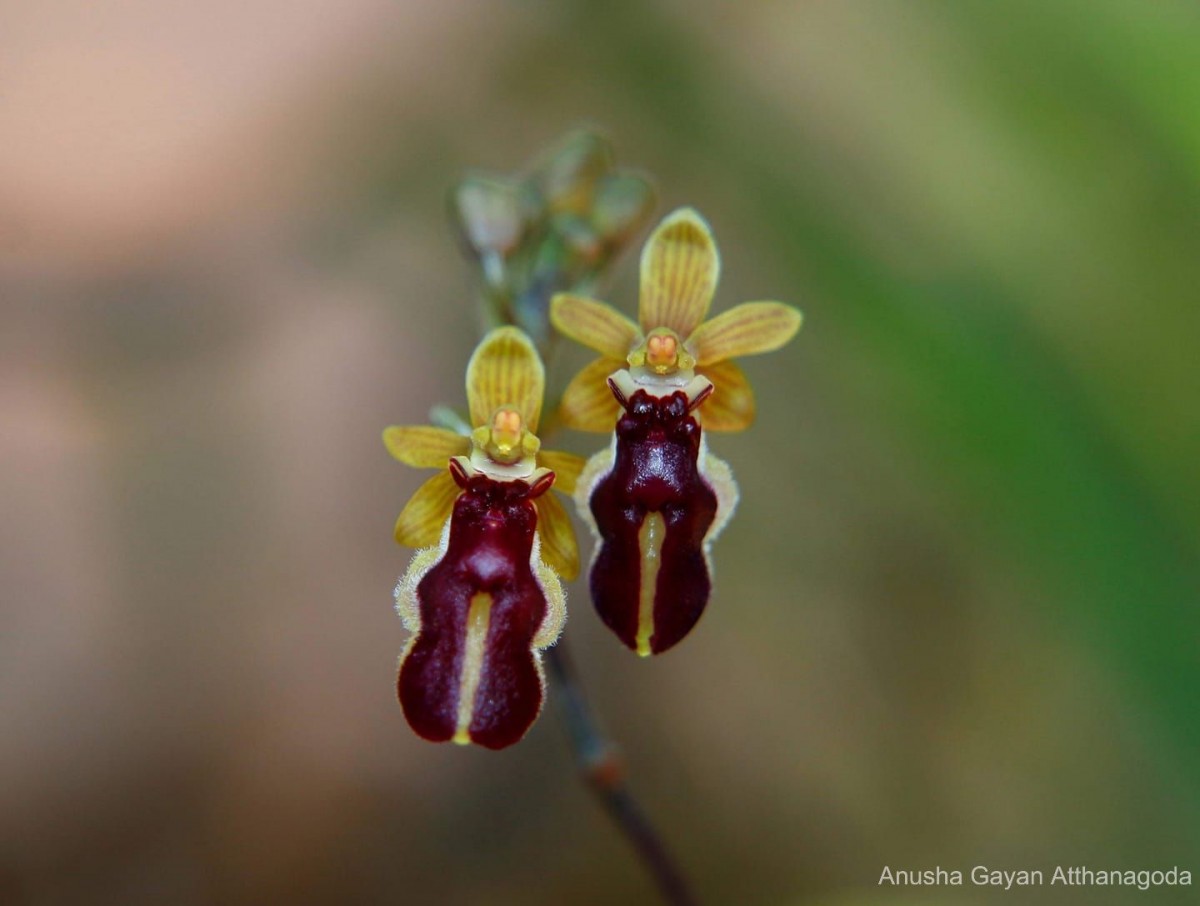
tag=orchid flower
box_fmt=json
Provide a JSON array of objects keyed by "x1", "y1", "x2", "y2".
[
  {"x1": 550, "y1": 208, "x2": 802, "y2": 655},
  {"x1": 384, "y1": 327, "x2": 585, "y2": 748}
]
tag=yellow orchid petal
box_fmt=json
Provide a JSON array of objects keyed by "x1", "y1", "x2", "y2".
[
  {"x1": 466, "y1": 326, "x2": 545, "y2": 432},
  {"x1": 538, "y1": 449, "x2": 587, "y2": 495},
  {"x1": 639, "y1": 207, "x2": 720, "y2": 337},
  {"x1": 550, "y1": 293, "x2": 642, "y2": 359},
  {"x1": 558, "y1": 357, "x2": 624, "y2": 433},
  {"x1": 696, "y1": 359, "x2": 756, "y2": 432},
  {"x1": 535, "y1": 491, "x2": 580, "y2": 581},
  {"x1": 383, "y1": 425, "x2": 470, "y2": 468},
  {"x1": 394, "y1": 470, "x2": 459, "y2": 548},
  {"x1": 687, "y1": 302, "x2": 802, "y2": 366}
]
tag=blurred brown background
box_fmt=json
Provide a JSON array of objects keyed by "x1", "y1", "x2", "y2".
[{"x1": 2, "y1": 2, "x2": 1198, "y2": 904}]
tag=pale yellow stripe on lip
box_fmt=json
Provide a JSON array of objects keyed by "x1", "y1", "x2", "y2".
[
  {"x1": 636, "y1": 513, "x2": 666, "y2": 657},
  {"x1": 453, "y1": 592, "x2": 493, "y2": 744}
]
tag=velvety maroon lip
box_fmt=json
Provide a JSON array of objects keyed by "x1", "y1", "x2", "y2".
[
  {"x1": 398, "y1": 471, "x2": 555, "y2": 750},
  {"x1": 587, "y1": 388, "x2": 719, "y2": 655}
]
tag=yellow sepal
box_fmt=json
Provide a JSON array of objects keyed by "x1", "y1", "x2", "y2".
[
  {"x1": 550, "y1": 293, "x2": 642, "y2": 359},
  {"x1": 534, "y1": 491, "x2": 580, "y2": 581},
  {"x1": 394, "y1": 470, "x2": 459, "y2": 548},
  {"x1": 639, "y1": 207, "x2": 719, "y2": 337},
  {"x1": 383, "y1": 425, "x2": 470, "y2": 468},
  {"x1": 687, "y1": 301, "x2": 802, "y2": 366},
  {"x1": 538, "y1": 449, "x2": 587, "y2": 496},
  {"x1": 696, "y1": 359, "x2": 756, "y2": 432},
  {"x1": 557, "y1": 357, "x2": 624, "y2": 433},
  {"x1": 465, "y1": 327, "x2": 545, "y2": 432}
]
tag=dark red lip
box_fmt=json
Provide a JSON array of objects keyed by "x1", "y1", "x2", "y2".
[
  {"x1": 398, "y1": 472, "x2": 557, "y2": 749},
  {"x1": 586, "y1": 388, "x2": 719, "y2": 655}
]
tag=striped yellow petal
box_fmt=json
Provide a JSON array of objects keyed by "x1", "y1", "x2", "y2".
[
  {"x1": 383, "y1": 425, "x2": 470, "y2": 468},
  {"x1": 538, "y1": 449, "x2": 587, "y2": 495},
  {"x1": 639, "y1": 207, "x2": 720, "y2": 337},
  {"x1": 466, "y1": 326, "x2": 545, "y2": 432},
  {"x1": 550, "y1": 293, "x2": 642, "y2": 359},
  {"x1": 394, "y1": 470, "x2": 459, "y2": 548},
  {"x1": 558, "y1": 357, "x2": 624, "y2": 433},
  {"x1": 687, "y1": 302, "x2": 802, "y2": 366},
  {"x1": 535, "y1": 491, "x2": 579, "y2": 581},
  {"x1": 696, "y1": 359, "x2": 756, "y2": 432}
]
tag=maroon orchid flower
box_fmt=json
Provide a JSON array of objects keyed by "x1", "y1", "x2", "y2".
[
  {"x1": 551, "y1": 208, "x2": 802, "y2": 655},
  {"x1": 385, "y1": 327, "x2": 584, "y2": 748}
]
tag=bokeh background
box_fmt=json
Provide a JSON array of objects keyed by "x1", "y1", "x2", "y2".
[{"x1": 3, "y1": 1, "x2": 1199, "y2": 904}]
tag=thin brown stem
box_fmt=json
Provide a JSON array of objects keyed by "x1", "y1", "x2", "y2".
[
  {"x1": 544, "y1": 642, "x2": 698, "y2": 906},
  {"x1": 466, "y1": 166, "x2": 695, "y2": 903}
]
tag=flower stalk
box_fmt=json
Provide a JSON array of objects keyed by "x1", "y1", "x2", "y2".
[
  {"x1": 543, "y1": 643, "x2": 697, "y2": 906},
  {"x1": 390, "y1": 129, "x2": 806, "y2": 902},
  {"x1": 450, "y1": 130, "x2": 698, "y2": 902}
]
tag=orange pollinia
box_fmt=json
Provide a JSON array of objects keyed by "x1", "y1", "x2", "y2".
[{"x1": 550, "y1": 208, "x2": 802, "y2": 655}]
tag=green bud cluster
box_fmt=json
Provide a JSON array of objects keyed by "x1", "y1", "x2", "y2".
[{"x1": 449, "y1": 129, "x2": 656, "y2": 347}]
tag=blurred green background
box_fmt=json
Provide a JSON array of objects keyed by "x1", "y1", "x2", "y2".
[{"x1": 2, "y1": 1, "x2": 1198, "y2": 904}]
